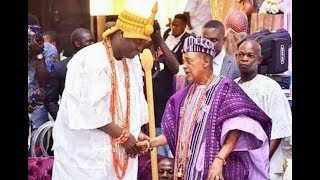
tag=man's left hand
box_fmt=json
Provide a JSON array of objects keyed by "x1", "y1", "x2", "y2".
[{"x1": 207, "y1": 159, "x2": 224, "y2": 180}]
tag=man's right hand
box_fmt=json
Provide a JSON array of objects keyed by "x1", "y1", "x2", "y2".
[
  {"x1": 150, "y1": 20, "x2": 162, "y2": 45},
  {"x1": 98, "y1": 123, "x2": 141, "y2": 158},
  {"x1": 121, "y1": 133, "x2": 140, "y2": 158}
]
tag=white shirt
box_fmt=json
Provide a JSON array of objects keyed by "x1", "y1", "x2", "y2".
[
  {"x1": 213, "y1": 49, "x2": 225, "y2": 76},
  {"x1": 235, "y1": 74, "x2": 292, "y2": 175},
  {"x1": 165, "y1": 31, "x2": 186, "y2": 52},
  {"x1": 52, "y1": 42, "x2": 148, "y2": 180},
  {"x1": 184, "y1": 0, "x2": 212, "y2": 37}
]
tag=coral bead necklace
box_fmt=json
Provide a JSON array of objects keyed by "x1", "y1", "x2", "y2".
[{"x1": 103, "y1": 37, "x2": 131, "y2": 179}]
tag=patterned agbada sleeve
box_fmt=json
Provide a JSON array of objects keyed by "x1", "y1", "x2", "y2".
[
  {"x1": 201, "y1": 77, "x2": 272, "y2": 179},
  {"x1": 161, "y1": 98, "x2": 178, "y2": 155},
  {"x1": 217, "y1": 79, "x2": 272, "y2": 140},
  {"x1": 160, "y1": 85, "x2": 190, "y2": 156}
]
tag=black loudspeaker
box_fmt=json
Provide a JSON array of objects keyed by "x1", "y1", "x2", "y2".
[{"x1": 258, "y1": 38, "x2": 289, "y2": 74}]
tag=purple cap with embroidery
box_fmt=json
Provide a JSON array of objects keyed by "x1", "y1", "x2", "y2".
[{"x1": 182, "y1": 36, "x2": 216, "y2": 58}]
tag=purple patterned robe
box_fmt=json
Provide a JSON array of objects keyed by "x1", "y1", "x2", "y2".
[{"x1": 161, "y1": 76, "x2": 272, "y2": 180}]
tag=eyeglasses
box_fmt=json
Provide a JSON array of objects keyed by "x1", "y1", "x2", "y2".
[{"x1": 235, "y1": 53, "x2": 257, "y2": 59}]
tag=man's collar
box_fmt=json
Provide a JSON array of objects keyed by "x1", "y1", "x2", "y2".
[
  {"x1": 214, "y1": 48, "x2": 226, "y2": 66},
  {"x1": 168, "y1": 30, "x2": 186, "y2": 39}
]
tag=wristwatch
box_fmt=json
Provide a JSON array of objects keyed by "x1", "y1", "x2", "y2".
[{"x1": 36, "y1": 53, "x2": 43, "y2": 59}]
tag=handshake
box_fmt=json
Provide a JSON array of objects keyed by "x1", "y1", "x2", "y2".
[{"x1": 120, "y1": 131, "x2": 155, "y2": 158}]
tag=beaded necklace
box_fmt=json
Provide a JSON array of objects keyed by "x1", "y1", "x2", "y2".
[
  {"x1": 174, "y1": 74, "x2": 214, "y2": 179},
  {"x1": 103, "y1": 37, "x2": 130, "y2": 179}
]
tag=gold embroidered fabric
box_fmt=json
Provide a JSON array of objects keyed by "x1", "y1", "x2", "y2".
[{"x1": 210, "y1": 0, "x2": 241, "y2": 22}]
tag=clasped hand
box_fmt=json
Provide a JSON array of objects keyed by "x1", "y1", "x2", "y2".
[{"x1": 121, "y1": 132, "x2": 152, "y2": 158}]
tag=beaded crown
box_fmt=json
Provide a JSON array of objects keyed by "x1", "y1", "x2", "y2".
[{"x1": 102, "y1": 1, "x2": 158, "y2": 41}]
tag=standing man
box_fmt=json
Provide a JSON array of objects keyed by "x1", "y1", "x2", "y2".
[
  {"x1": 183, "y1": 0, "x2": 212, "y2": 37},
  {"x1": 163, "y1": 14, "x2": 191, "y2": 64},
  {"x1": 235, "y1": 39, "x2": 292, "y2": 180},
  {"x1": 52, "y1": 5, "x2": 157, "y2": 180},
  {"x1": 137, "y1": 37, "x2": 272, "y2": 180},
  {"x1": 202, "y1": 20, "x2": 240, "y2": 80}
]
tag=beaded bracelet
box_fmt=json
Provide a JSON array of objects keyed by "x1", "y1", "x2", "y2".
[
  {"x1": 114, "y1": 129, "x2": 130, "y2": 144},
  {"x1": 214, "y1": 155, "x2": 227, "y2": 165}
]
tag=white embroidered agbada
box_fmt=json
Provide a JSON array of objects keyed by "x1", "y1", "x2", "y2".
[
  {"x1": 235, "y1": 74, "x2": 292, "y2": 179},
  {"x1": 52, "y1": 42, "x2": 148, "y2": 180}
]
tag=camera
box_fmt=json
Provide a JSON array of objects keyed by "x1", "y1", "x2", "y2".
[{"x1": 28, "y1": 25, "x2": 42, "y2": 53}]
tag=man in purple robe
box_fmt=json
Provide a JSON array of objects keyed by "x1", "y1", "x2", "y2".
[{"x1": 137, "y1": 36, "x2": 271, "y2": 180}]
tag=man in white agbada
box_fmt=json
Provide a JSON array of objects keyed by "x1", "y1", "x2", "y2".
[
  {"x1": 235, "y1": 39, "x2": 292, "y2": 180},
  {"x1": 52, "y1": 4, "x2": 158, "y2": 180}
]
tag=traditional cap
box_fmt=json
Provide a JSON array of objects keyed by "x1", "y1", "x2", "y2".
[
  {"x1": 102, "y1": 1, "x2": 158, "y2": 41},
  {"x1": 182, "y1": 36, "x2": 216, "y2": 58}
]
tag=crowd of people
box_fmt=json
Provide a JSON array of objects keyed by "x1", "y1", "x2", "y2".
[{"x1": 28, "y1": 0, "x2": 292, "y2": 179}]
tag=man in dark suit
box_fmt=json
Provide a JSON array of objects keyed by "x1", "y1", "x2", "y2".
[
  {"x1": 45, "y1": 28, "x2": 95, "y2": 119},
  {"x1": 202, "y1": 20, "x2": 240, "y2": 79}
]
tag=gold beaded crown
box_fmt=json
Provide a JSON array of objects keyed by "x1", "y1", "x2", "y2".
[{"x1": 102, "y1": 1, "x2": 158, "y2": 41}]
